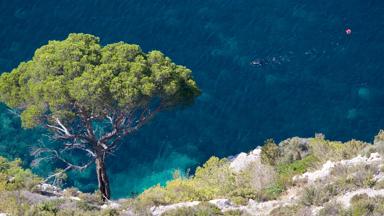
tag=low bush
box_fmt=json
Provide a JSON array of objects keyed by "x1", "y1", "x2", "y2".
[
  {"x1": 0, "y1": 192, "x2": 31, "y2": 215},
  {"x1": 309, "y1": 138, "x2": 344, "y2": 163},
  {"x1": 0, "y1": 157, "x2": 41, "y2": 192},
  {"x1": 162, "y1": 202, "x2": 222, "y2": 216},
  {"x1": 349, "y1": 194, "x2": 384, "y2": 216},
  {"x1": 318, "y1": 202, "x2": 347, "y2": 216},
  {"x1": 242, "y1": 159, "x2": 277, "y2": 191},
  {"x1": 276, "y1": 154, "x2": 318, "y2": 189},
  {"x1": 269, "y1": 204, "x2": 311, "y2": 216},
  {"x1": 260, "y1": 139, "x2": 280, "y2": 166},
  {"x1": 278, "y1": 137, "x2": 310, "y2": 164},
  {"x1": 309, "y1": 138, "x2": 370, "y2": 164},
  {"x1": 223, "y1": 209, "x2": 247, "y2": 216},
  {"x1": 137, "y1": 157, "x2": 236, "y2": 208},
  {"x1": 300, "y1": 184, "x2": 340, "y2": 206},
  {"x1": 332, "y1": 164, "x2": 378, "y2": 191}
]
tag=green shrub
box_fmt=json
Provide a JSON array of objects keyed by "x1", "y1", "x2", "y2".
[
  {"x1": 269, "y1": 204, "x2": 303, "y2": 216},
  {"x1": 223, "y1": 209, "x2": 247, "y2": 216},
  {"x1": 231, "y1": 158, "x2": 279, "y2": 202},
  {"x1": 332, "y1": 164, "x2": 378, "y2": 191},
  {"x1": 349, "y1": 194, "x2": 384, "y2": 216},
  {"x1": 278, "y1": 137, "x2": 310, "y2": 164},
  {"x1": 228, "y1": 187, "x2": 260, "y2": 202},
  {"x1": 309, "y1": 138, "x2": 344, "y2": 163},
  {"x1": 318, "y1": 194, "x2": 384, "y2": 216},
  {"x1": 78, "y1": 190, "x2": 104, "y2": 206},
  {"x1": 261, "y1": 183, "x2": 284, "y2": 200},
  {"x1": 318, "y1": 202, "x2": 347, "y2": 216},
  {"x1": 138, "y1": 157, "x2": 236, "y2": 207},
  {"x1": 0, "y1": 192, "x2": 31, "y2": 215},
  {"x1": 260, "y1": 139, "x2": 280, "y2": 166},
  {"x1": 27, "y1": 199, "x2": 64, "y2": 216},
  {"x1": 162, "y1": 202, "x2": 222, "y2": 216},
  {"x1": 239, "y1": 160, "x2": 277, "y2": 191},
  {"x1": 63, "y1": 187, "x2": 80, "y2": 197},
  {"x1": 300, "y1": 184, "x2": 339, "y2": 206},
  {"x1": 0, "y1": 157, "x2": 41, "y2": 191},
  {"x1": 374, "y1": 130, "x2": 384, "y2": 144},
  {"x1": 276, "y1": 154, "x2": 318, "y2": 189},
  {"x1": 230, "y1": 196, "x2": 248, "y2": 206},
  {"x1": 341, "y1": 140, "x2": 368, "y2": 159},
  {"x1": 309, "y1": 138, "x2": 369, "y2": 163},
  {"x1": 372, "y1": 130, "x2": 384, "y2": 155},
  {"x1": 277, "y1": 154, "x2": 318, "y2": 177}
]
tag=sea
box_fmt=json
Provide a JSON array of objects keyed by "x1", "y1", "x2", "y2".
[{"x1": 0, "y1": 0, "x2": 383, "y2": 198}]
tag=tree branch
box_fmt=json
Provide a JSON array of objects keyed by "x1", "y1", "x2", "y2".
[
  {"x1": 33, "y1": 147, "x2": 95, "y2": 183},
  {"x1": 108, "y1": 105, "x2": 163, "y2": 151}
]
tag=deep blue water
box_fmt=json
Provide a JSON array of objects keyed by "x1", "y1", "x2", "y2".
[{"x1": 1, "y1": 0, "x2": 384, "y2": 198}]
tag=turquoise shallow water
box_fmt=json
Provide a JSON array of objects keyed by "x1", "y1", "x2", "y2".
[{"x1": 1, "y1": 0, "x2": 384, "y2": 198}]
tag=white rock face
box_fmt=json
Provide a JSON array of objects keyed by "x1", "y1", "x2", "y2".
[
  {"x1": 335, "y1": 189, "x2": 384, "y2": 208},
  {"x1": 294, "y1": 153, "x2": 384, "y2": 183},
  {"x1": 101, "y1": 201, "x2": 121, "y2": 209},
  {"x1": 229, "y1": 148, "x2": 261, "y2": 172},
  {"x1": 294, "y1": 160, "x2": 335, "y2": 183}
]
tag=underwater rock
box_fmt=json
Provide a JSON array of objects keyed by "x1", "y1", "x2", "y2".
[
  {"x1": 358, "y1": 87, "x2": 370, "y2": 100},
  {"x1": 346, "y1": 108, "x2": 358, "y2": 119}
]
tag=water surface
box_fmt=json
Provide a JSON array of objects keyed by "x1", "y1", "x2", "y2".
[{"x1": 0, "y1": 0, "x2": 384, "y2": 198}]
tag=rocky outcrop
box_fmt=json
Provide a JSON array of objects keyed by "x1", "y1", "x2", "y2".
[
  {"x1": 294, "y1": 152, "x2": 383, "y2": 183},
  {"x1": 150, "y1": 150, "x2": 384, "y2": 216},
  {"x1": 229, "y1": 147, "x2": 261, "y2": 172},
  {"x1": 335, "y1": 188, "x2": 384, "y2": 208}
]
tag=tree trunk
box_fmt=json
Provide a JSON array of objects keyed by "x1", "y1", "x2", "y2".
[{"x1": 95, "y1": 155, "x2": 111, "y2": 201}]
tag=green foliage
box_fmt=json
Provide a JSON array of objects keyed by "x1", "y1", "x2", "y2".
[
  {"x1": 230, "y1": 196, "x2": 248, "y2": 206},
  {"x1": 308, "y1": 138, "x2": 345, "y2": 162},
  {"x1": 24, "y1": 198, "x2": 120, "y2": 216},
  {"x1": 300, "y1": 184, "x2": 340, "y2": 206},
  {"x1": 0, "y1": 157, "x2": 119, "y2": 215},
  {"x1": 269, "y1": 205, "x2": 302, "y2": 216},
  {"x1": 260, "y1": 139, "x2": 280, "y2": 166},
  {"x1": 137, "y1": 157, "x2": 236, "y2": 209},
  {"x1": 223, "y1": 210, "x2": 246, "y2": 216},
  {"x1": 0, "y1": 192, "x2": 31, "y2": 215},
  {"x1": 278, "y1": 137, "x2": 310, "y2": 164},
  {"x1": 162, "y1": 202, "x2": 223, "y2": 216},
  {"x1": 233, "y1": 159, "x2": 278, "y2": 202},
  {"x1": 318, "y1": 202, "x2": 348, "y2": 216},
  {"x1": 314, "y1": 188, "x2": 384, "y2": 216},
  {"x1": 308, "y1": 138, "x2": 369, "y2": 163},
  {"x1": 32, "y1": 199, "x2": 63, "y2": 215},
  {"x1": 0, "y1": 157, "x2": 41, "y2": 191},
  {"x1": 349, "y1": 194, "x2": 384, "y2": 216},
  {"x1": 276, "y1": 154, "x2": 317, "y2": 177},
  {"x1": 341, "y1": 140, "x2": 368, "y2": 159},
  {"x1": 374, "y1": 130, "x2": 384, "y2": 144},
  {"x1": 370, "y1": 130, "x2": 384, "y2": 155},
  {"x1": 0, "y1": 33, "x2": 200, "y2": 128},
  {"x1": 276, "y1": 154, "x2": 318, "y2": 189},
  {"x1": 331, "y1": 164, "x2": 378, "y2": 191},
  {"x1": 261, "y1": 183, "x2": 284, "y2": 200}
]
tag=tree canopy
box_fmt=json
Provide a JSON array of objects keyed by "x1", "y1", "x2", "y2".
[{"x1": 0, "y1": 33, "x2": 200, "y2": 128}]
